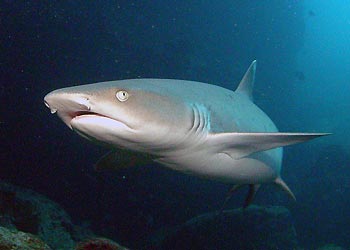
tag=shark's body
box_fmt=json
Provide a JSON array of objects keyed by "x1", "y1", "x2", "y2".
[{"x1": 44, "y1": 61, "x2": 328, "y2": 206}]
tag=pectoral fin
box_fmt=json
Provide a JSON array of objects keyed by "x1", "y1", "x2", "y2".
[
  {"x1": 220, "y1": 184, "x2": 261, "y2": 212},
  {"x1": 210, "y1": 132, "x2": 330, "y2": 159},
  {"x1": 220, "y1": 184, "x2": 245, "y2": 212},
  {"x1": 95, "y1": 149, "x2": 154, "y2": 171}
]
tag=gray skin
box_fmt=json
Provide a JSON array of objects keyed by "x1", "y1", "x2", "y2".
[{"x1": 44, "y1": 61, "x2": 328, "y2": 202}]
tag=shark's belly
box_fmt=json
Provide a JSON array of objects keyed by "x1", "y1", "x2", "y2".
[{"x1": 156, "y1": 148, "x2": 281, "y2": 184}]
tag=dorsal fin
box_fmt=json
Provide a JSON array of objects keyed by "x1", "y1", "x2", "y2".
[{"x1": 236, "y1": 60, "x2": 257, "y2": 101}]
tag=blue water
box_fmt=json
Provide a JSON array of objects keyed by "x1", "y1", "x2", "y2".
[{"x1": 1, "y1": 1, "x2": 349, "y2": 249}]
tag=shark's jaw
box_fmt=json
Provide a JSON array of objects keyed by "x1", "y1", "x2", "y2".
[
  {"x1": 70, "y1": 113, "x2": 134, "y2": 145},
  {"x1": 44, "y1": 91, "x2": 136, "y2": 146}
]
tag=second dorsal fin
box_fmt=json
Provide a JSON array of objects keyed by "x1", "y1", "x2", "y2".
[{"x1": 235, "y1": 60, "x2": 257, "y2": 101}]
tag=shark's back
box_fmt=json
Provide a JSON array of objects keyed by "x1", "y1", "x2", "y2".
[{"x1": 115, "y1": 78, "x2": 278, "y2": 134}]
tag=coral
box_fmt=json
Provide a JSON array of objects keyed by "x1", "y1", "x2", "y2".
[
  {"x1": 0, "y1": 189, "x2": 39, "y2": 234},
  {"x1": 0, "y1": 226, "x2": 52, "y2": 250},
  {"x1": 0, "y1": 181, "x2": 94, "y2": 250},
  {"x1": 75, "y1": 238, "x2": 129, "y2": 250}
]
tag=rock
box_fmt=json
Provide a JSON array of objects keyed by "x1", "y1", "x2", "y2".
[
  {"x1": 156, "y1": 205, "x2": 298, "y2": 250},
  {"x1": 0, "y1": 226, "x2": 52, "y2": 250},
  {"x1": 75, "y1": 237, "x2": 130, "y2": 250},
  {"x1": 0, "y1": 181, "x2": 94, "y2": 250}
]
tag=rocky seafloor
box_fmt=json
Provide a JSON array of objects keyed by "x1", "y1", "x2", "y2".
[
  {"x1": 0, "y1": 181, "x2": 346, "y2": 250},
  {"x1": 0, "y1": 181, "x2": 129, "y2": 250}
]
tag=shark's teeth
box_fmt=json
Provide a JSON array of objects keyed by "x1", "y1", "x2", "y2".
[{"x1": 50, "y1": 108, "x2": 57, "y2": 114}]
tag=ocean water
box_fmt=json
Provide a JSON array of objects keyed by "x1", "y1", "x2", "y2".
[{"x1": 1, "y1": 1, "x2": 349, "y2": 249}]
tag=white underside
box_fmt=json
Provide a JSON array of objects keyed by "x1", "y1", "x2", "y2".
[
  {"x1": 70, "y1": 115, "x2": 133, "y2": 145},
  {"x1": 156, "y1": 148, "x2": 279, "y2": 184}
]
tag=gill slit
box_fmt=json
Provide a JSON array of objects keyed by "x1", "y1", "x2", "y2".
[
  {"x1": 189, "y1": 103, "x2": 210, "y2": 137},
  {"x1": 154, "y1": 104, "x2": 211, "y2": 161}
]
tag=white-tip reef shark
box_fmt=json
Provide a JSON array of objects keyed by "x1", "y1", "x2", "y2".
[{"x1": 44, "y1": 61, "x2": 329, "y2": 207}]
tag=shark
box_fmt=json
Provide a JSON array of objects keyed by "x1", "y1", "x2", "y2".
[{"x1": 44, "y1": 61, "x2": 328, "y2": 207}]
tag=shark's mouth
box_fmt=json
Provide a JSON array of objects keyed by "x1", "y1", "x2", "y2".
[
  {"x1": 72, "y1": 113, "x2": 135, "y2": 147},
  {"x1": 58, "y1": 110, "x2": 106, "y2": 128},
  {"x1": 70, "y1": 111, "x2": 131, "y2": 132},
  {"x1": 62, "y1": 109, "x2": 113, "y2": 125},
  {"x1": 72, "y1": 111, "x2": 107, "y2": 119}
]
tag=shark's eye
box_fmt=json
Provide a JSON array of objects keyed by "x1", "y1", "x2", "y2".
[{"x1": 116, "y1": 90, "x2": 129, "y2": 102}]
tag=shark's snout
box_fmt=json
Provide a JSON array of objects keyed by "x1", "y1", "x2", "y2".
[
  {"x1": 45, "y1": 91, "x2": 92, "y2": 112},
  {"x1": 44, "y1": 91, "x2": 93, "y2": 128},
  {"x1": 44, "y1": 93, "x2": 57, "y2": 114}
]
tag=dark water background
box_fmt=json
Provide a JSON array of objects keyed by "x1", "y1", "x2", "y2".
[{"x1": 1, "y1": 1, "x2": 349, "y2": 249}]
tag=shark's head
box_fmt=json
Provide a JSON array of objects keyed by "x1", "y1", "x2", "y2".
[{"x1": 44, "y1": 80, "x2": 194, "y2": 153}]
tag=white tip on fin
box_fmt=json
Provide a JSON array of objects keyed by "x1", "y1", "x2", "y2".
[{"x1": 236, "y1": 60, "x2": 257, "y2": 101}]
